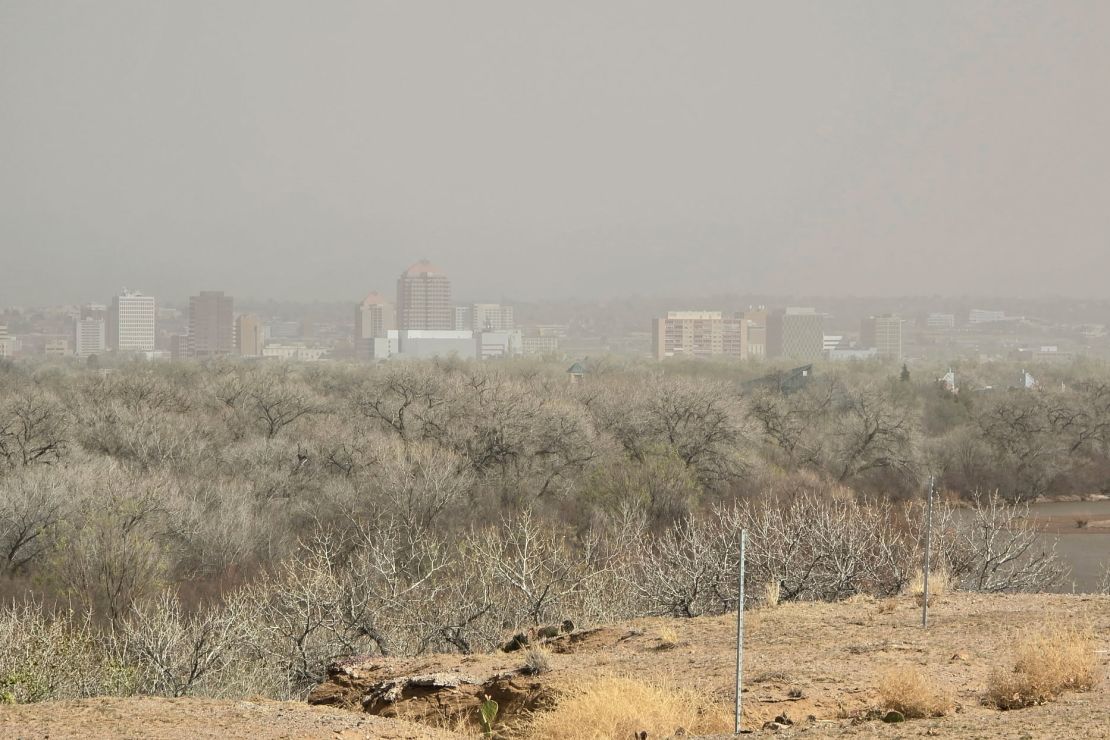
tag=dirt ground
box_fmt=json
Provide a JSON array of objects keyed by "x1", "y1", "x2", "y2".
[
  {"x1": 0, "y1": 696, "x2": 458, "y2": 739},
  {"x1": 1, "y1": 593, "x2": 1107, "y2": 738},
  {"x1": 311, "y1": 591, "x2": 1110, "y2": 738}
]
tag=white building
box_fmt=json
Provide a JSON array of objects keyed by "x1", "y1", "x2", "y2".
[
  {"x1": 479, "y1": 330, "x2": 523, "y2": 359},
  {"x1": 74, "y1": 317, "x2": 107, "y2": 357},
  {"x1": 926, "y1": 313, "x2": 956, "y2": 330},
  {"x1": 108, "y1": 290, "x2": 156, "y2": 352},
  {"x1": 261, "y1": 343, "x2": 327, "y2": 362},
  {"x1": 453, "y1": 306, "x2": 473, "y2": 331},
  {"x1": 968, "y1": 309, "x2": 1007, "y2": 324},
  {"x1": 0, "y1": 325, "x2": 13, "y2": 358},
  {"x1": 397, "y1": 330, "x2": 475, "y2": 359},
  {"x1": 521, "y1": 335, "x2": 559, "y2": 355}
]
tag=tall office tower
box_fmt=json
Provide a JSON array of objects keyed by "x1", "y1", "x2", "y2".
[
  {"x1": 766, "y1": 307, "x2": 824, "y2": 361},
  {"x1": 861, "y1": 314, "x2": 904, "y2": 360},
  {"x1": 188, "y1": 291, "x2": 235, "y2": 358},
  {"x1": 652, "y1": 311, "x2": 747, "y2": 360},
  {"x1": 236, "y1": 314, "x2": 264, "y2": 357},
  {"x1": 354, "y1": 292, "x2": 396, "y2": 359},
  {"x1": 74, "y1": 317, "x2": 107, "y2": 357},
  {"x1": 471, "y1": 303, "x2": 515, "y2": 332},
  {"x1": 396, "y1": 260, "x2": 452, "y2": 330},
  {"x1": 107, "y1": 290, "x2": 156, "y2": 352}
]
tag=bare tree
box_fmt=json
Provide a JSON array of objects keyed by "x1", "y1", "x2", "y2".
[{"x1": 0, "y1": 391, "x2": 68, "y2": 469}]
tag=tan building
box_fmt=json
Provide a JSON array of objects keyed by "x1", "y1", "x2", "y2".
[
  {"x1": 397, "y1": 260, "x2": 452, "y2": 331},
  {"x1": 766, "y1": 307, "x2": 824, "y2": 361},
  {"x1": 861, "y1": 314, "x2": 903, "y2": 360},
  {"x1": 44, "y1": 339, "x2": 69, "y2": 357},
  {"x1": 652, "y1": 311, "x2": 748, "y2": 360},
  {"x1": 744, "y1": 308, "x2": 768, "y2": 359},
  {"x1": 236, "y1": 314, "x2": 264, "y2": 357},
  {"x1": 472, "y1": 303, "x2": 515, "y2": 332},
  {"x1": 188, "y1": 291, "x2": 235, "y2": 358},
  {"x1": 354, "y1": 292, "x2": 396, "y2": 360}
]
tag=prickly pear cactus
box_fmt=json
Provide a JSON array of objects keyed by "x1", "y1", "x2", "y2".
[{"x1": 479, "y1": 694, "x2": 499, "y2": 737}]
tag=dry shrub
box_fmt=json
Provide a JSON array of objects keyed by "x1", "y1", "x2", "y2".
[
  {"x1": 656, "y1": 625, "x2": 679, "y2": 650},
  {"x1": 877, "y1": 665, "x2": 953, "y2": 718},
  {"x1": 762, "y1": 580, "x2": 781, "y2": 608},
  {"x1": 906, "y1": 566, "x2": 950, "y2": 604},
  {"x1": 986, "y1": 623, "x2": 1099, "y2": 709},
  {"x1": 524, "y1": 676, "x2": 730, "y2": 739},
  {"x1": 523, "y1": 645, "x2": 553, "y2": 676}
]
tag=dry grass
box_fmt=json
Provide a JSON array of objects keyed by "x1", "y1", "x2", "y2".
[
  {"x1": 656, "y1": 625, "x2": 679, "y2": 650},
  {"x1": 985, "y1": 622, "x2": 1100, "y2": 709},
  {"x1": 523, "y1": 645, "x2": 553, "y2": 676},
  {"x1": 906, "y1": 566, "x2": 950, "y2": 605},
  {"x1": 877, "y1": 665, "x2": 954, "y2": 719},
  {"x1": 522, "y1": 676, "x2": 731, "y2": 739},
  {"x1": 762, "y1": 580, "x2": 781, "y2": 609}
]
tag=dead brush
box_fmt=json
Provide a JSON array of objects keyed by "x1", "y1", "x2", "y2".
[
  {"x1": 522, "y1": 645, "x2": 553, "y2": 676},
  {"x1": 906, "y1": 566, "x2": 950, "y2": 606},
  {"x1": 762, "y1": 579, "x2": 781, "y2": 609},
  {"x1": 985, "y1": 622, "x2": 1100, "y2": 709},
  {"x1": 877, "y1": 665, "x2": 954, "y2": 719},
  {"x1": 523, "y1": 675, "x2": 731, "y2": 739},
  {"x1": 655, "y1": 624, "x2": 679, "y2": 650}
]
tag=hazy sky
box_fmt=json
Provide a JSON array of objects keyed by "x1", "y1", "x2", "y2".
[{"x1": 2, "y1": 1, "x2": 1108, "y2": 306}]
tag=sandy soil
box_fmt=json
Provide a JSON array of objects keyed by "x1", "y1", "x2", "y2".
[
  {"x1": 2, "y1": 593, "x2": 1106, "y2": 738},
  {"x1": 0, "y1": 697, "x2": 459, "y2": 739},
  {"x1": 312, "y1": 592, "x2": 1110, "y2": 738}
]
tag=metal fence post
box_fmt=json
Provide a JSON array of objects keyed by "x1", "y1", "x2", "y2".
[
  {"x1": 734, "y1": 528, "x2": 746, "y2": 734},
  {"x1": 922, "y1": 476, "x2": 934, "y2": 628}
]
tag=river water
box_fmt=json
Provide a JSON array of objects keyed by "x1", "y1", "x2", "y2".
[{"x1": 1028, "y1": 499, "x2": 1110, "y2": 593}]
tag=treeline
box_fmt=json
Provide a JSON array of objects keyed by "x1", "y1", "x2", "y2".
[{"x1": 0, "y1": 356, "x2": 1105, "y2": 700}]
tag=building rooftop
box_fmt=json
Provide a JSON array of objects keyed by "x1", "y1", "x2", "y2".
[{"x1": 403, "y1": 260, "x2": 446, "y2": 277}]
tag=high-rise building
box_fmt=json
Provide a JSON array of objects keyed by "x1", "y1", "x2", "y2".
[
  {"x1": 236, "y1": 314, "x2": 264, "y2": 357},
  {"x1": 107, "y1": 290, "x2": 156, "y2": 353},
  {"x1": 472, "y1": 303, "x2": 515, "y2": 332},
  {"x1": 355, "y1": 293, "x2": 396, "y2": 360},
  {"x1": 355, "y1": 293, "x2": 395, "y2": 339},
  {"x1": 188, "y1": 291, "x2": 235, "y2": 358},
  {"x1": 74, "y1": 317, "x2": 106, "y2": 357},
  {"x1": 396, "y1": 260, "x2": 452, "y2": 331},
  {"x1": 766, "y1": 308, "x2": 823, "y2": 361},
  {"x1": 652, "y1": 311, "x2": 747, "y2": 360},
  {"x1": 861, "y1": 314, "x2": 903, "y2": 360}
]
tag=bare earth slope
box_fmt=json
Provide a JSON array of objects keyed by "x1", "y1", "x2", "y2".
[
  {"x1": 1, "y1": 593, "x2": 1106, "y2": 738},
  {"x1": 310, "y1": 592, "x2": 1109, "y2": 738},
  {"x1": 0, "y1": 697, "x2": 459, "y2": 739}
]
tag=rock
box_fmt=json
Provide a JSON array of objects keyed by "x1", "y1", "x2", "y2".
[{"x1": 501, "y1": 632, "x2": 530, "y2": 652}]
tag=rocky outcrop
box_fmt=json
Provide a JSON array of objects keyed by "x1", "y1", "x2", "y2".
[{"x1": 308, "y1": 657, "x2": 555, "y2": 726}]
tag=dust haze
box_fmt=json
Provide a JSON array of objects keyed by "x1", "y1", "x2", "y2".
[{"x1": 2, "y1": 1, "x2": 1109, "y2": 305}]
